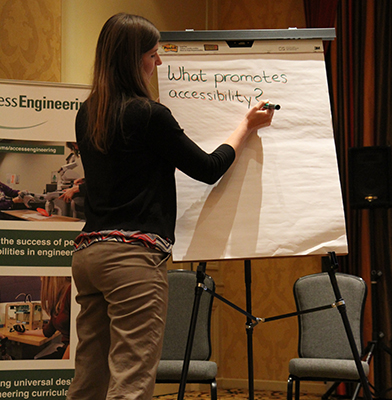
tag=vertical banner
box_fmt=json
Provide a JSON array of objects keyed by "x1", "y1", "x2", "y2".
[
  {"x1": 157, "y1": 37, "x2": 347, "y2": 262},
  {"x1": 0, "y1": 79, "x2": 89, "y2": 399}
]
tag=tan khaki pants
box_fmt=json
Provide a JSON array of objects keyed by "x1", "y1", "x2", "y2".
[{"x1": 66, "y1": 242, "x2": 169, "y2": 400}]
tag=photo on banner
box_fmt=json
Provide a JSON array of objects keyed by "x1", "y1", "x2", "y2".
[
  {"x1": 0, "y1": 275, "x2": 71, "y2": 361},
  {"x1": 0, "y1": 139, "x2": 85, "y2": 222}
]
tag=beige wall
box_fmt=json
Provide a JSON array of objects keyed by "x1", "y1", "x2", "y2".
[
  {"x1": 61, "y1": 0, "x2": 211, "y2": 85},
  {"x1": 0, "y1": 0, "x2": 326, "y2": 391}
]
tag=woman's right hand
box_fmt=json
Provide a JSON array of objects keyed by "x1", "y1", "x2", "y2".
[
  {"x1": 243, "y1": 99, "x2": 274, "y2": 133},
  {"x1": 224, "y1": 100, "x2": 275, "y2": 152}
]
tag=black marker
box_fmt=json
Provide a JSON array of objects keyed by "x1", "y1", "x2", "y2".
[{"x1": 263, "y1": 103, "x2": 280, "y2": 110}]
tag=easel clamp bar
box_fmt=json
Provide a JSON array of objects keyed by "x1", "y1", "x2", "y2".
[{"x1": 160, "y1": 28, "x2": 336, "y2": 42}]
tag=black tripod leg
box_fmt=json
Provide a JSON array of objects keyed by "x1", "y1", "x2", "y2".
[
  {"x1": 177, "y1": 262, "x2": 207, "y2": 400},
  {"x1": 369, "y1": 269, "x2": 392, "y2": 396},
  {"x1": 328, "y1": 252, "x2": 372, "y2": 400},
  {"x1": 370, "y1": 268, "x2": 382, "y2": 396},
  {"x1": 245, "y1": 260, "x2": 254, "y2": 400}
]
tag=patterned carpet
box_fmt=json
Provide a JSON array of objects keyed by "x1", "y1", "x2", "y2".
[{"x1": 153, "y1": 389, "x2": 321, "y2": 399}]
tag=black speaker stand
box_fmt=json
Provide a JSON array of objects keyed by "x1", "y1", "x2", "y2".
[
  {"x1": 360, "y1": 269, "x2": 392, "y2": 399},
  {"x1": 367, "y1": 209, "x2": 392, "y2": 398}
]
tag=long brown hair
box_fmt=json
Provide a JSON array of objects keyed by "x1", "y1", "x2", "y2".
[
  {"x1": 85, "y1": 13, "x2": 160, "y2": 153},
  {"x1": 40, "y1": 277, "x2": 71, "y2": 316}
]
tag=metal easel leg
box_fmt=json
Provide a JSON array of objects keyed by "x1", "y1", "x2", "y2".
[
  {"x1": 177, "y1": 260, "x2": 259, "y2": 400},
  {"x1": 245, "y1": 260, "x2": 255, "y2": 400},
  {"x1": 177, "y1": 262, "x2": 207, "y2": 400},
  {"x1": 328, "y1": 252, "x2": 373, "y2": 400}
]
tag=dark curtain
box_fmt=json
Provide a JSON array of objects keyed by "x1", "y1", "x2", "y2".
[{"x1": 304, "y1": 0, "x2": 392, "y2": 396}]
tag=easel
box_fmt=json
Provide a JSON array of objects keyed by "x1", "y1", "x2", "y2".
[
  {"x1": 176, "y1": 252, "x2": 372, "y2": 400},
  {"x1": 159, "y1": 26, "x2": 350, "y2": 400}
]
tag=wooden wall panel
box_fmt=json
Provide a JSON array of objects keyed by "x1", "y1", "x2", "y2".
[{"x1": 215, "y1": 0, "x2": 306, "y2": 30}]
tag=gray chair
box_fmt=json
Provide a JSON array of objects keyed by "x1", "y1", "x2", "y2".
[
  {"x1": 156, "y1": 269, "x2": 218, "y2": 400},
  {"x1": 287, "y1": 272, "x2": 370, "y2": 400}
]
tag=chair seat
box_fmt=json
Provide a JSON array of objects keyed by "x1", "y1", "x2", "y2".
[
  {"x1": 289, "y1": 358, "x2": 370, "y2": 380},
  {"x1": 157, "y1": 360, "x2": 217, "y2": 381}
]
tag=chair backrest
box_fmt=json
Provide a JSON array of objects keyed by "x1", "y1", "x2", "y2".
[
  {"x1": 160, "y1": 269, "x2": 215, "y2": 361},
  {"x1": 294, "y1": 272, "x2": 367, "y2": 360}
]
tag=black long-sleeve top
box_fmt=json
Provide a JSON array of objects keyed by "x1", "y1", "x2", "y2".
[{"x1": 76, "y1": 100, "x2": 235, "y2": 245}]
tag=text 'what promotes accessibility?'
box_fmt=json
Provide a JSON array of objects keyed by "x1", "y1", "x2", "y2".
[{"x1": 164, "y1": 65, "x2": 288, "y2": 108}]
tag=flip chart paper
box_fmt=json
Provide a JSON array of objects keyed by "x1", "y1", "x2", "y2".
[{"x1": 157, "y1": 44, "x2": 347, "y2": 262}]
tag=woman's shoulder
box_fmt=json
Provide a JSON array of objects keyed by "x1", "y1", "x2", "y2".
[
  {"x1": 148, "y1": 100, "x2": 178, "y2": 123},
  {"x1": 123, "y1": 99, "x2": 176, "y2": 126},
  {"x1": 135, "y1": 99, "x2": 171, "y2": 114}
]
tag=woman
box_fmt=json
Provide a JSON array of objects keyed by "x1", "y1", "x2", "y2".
[
  {"x1": 39, "y1": 276, "x2": 71, "y2": 359},
  {"x1": 66, "y1": 13, "x2": 274, "y2": 400},
  {"x1": 19, "y1": 276, "x2": 71, "y2": 359}
]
